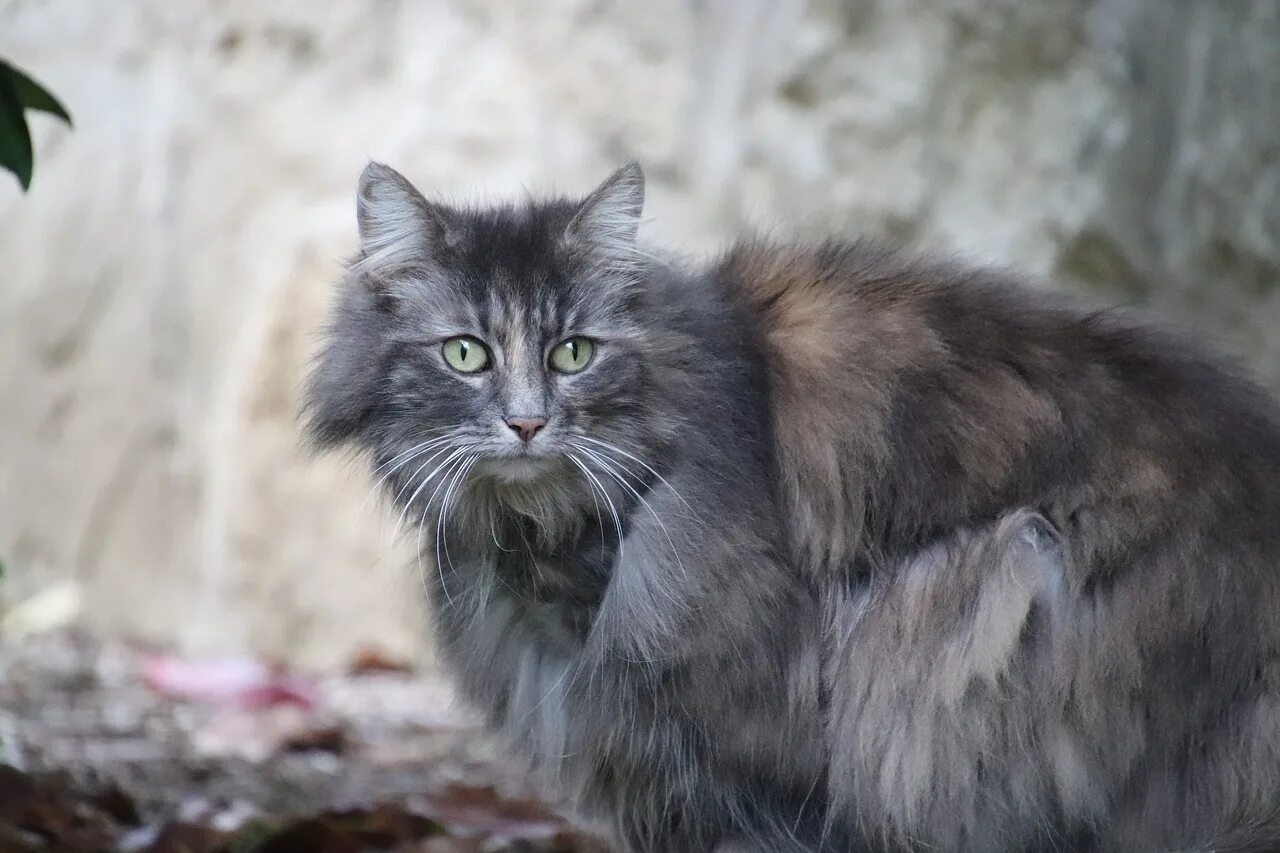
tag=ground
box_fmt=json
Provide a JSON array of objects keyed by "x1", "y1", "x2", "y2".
[{"x1": 0, "y1": 631, "x2": 611, "y2": 852}]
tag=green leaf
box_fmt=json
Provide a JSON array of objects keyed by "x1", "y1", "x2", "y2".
[
  {"x1": 1, "y1": 59, "x2": 72, "y2": 126},
  {"x1": 0, "y1": 71, "x2": 33, "y2": 190}
]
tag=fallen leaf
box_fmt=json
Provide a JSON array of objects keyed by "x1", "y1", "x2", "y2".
[
  {"x1": 0, "y1": 764, "x2": 122, "y2": 851},
  {"x1": 281, "y1": 724, "x2": 348, "y2": 755},
  {"x1": 243, "y1": 817, "x2": 364, "y2": 853},
  {"x1": 91, "y1": 781, "x2": 142, "y2": 826},
  {"x1": 348, "y1": 648, "x2": 415, "y2": 676},
  {"x1": 144, "y1": 820, "x2": 229, "y2": 853},
  {"x1": 143, "y1": 656, "x2": 315, "y2": 710},
  {"x1": 324, "y1": 803, "x2": 444, "y2": 846}
]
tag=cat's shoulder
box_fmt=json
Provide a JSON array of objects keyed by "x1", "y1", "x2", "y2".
[
  {"x1": 714, "y1": 236, "x2": 1011, "y2": 381},
  {"x1": 712, "y1": 235, "x2": 1193, "y2": 370},
  {"x1": 715, "y1": 235, "x2": 1070, "y2": 324}
]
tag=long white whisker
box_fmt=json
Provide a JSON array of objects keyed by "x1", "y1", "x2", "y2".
[
  {"x1": 436, "y1": 454, "x2": 480, "y2": 609},
  {"x1": 391, "y1": 439, "x2": 469, "y2": 507},
  {"x1": 412, "y1": 449, "x2": 474, "y2": 606},
  {"x1": 360, "y1": 434, "x2": 457, "y2": 514},
  {"x1": 576, "y1": 436, "x2": 694, "y2": 515},
  {"x1": 366, "y1": 428, "x2": 453, "y2": 479},
  {"x1": 578, "y1": 445, "x2": 647, "y2": 490},
  {"x1": 567, "y1": 452, "x2": 624, "y2": 561},
  {"x1": 367, "y1": 428, "x2": 453, "y2": 480},
  {"x1": 490, "y1": 514, "x2": 516, "y2": 552},
  {"x1": 387, "y1": 443, "x2": 471, "y2": 557},
  {"x1": 563, "y1": 446, "x2": 639, "y2": 563},
  {"x1": 576, "y1": 452, "x2": 607, "y2": 551},
  {"x1": 395, "y1": 445, "x2": 471, "y2": 588},
  {"x1": 576, "y1": 445, "x2": 688, "y2": 584}
]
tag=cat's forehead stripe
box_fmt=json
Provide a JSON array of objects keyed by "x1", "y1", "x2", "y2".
[{"x1": 502, "y1": 300, "x2": 530, "y2": 368}]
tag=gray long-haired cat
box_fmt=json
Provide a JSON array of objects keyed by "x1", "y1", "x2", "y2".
[{"x1": 306, "y1": 162, "x2": 1280, "y2": 852}]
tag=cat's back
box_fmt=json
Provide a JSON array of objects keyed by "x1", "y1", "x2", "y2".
[
  {"x1": 720, "y1": 237, "x2": 1280, "y2": 849},
  {"x1": 720, "y1": 237, "x2": 1280, "y2": 571}
]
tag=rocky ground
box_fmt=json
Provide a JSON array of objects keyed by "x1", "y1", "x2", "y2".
[{"x1": 0, "y1": 631, "x2": 610, "y2": 852}]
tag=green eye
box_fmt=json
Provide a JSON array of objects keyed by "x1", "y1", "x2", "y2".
[
  {"x1": 549, "y1": 337, "x2": 595, "y2": 374},
  {"x1": 442, "y1": 336, "x2": 490, "y2": 373}
]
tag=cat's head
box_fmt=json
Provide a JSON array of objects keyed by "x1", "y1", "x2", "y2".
[{"x1": 306, "y1": 161, "x2": 679, "y2": 511}]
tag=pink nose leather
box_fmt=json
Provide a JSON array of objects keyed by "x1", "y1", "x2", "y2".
[{"x1": 504, "y1": 416, "x2": 547, "y2": 442}]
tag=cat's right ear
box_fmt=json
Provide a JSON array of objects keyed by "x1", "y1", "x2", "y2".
[{"x1": 353, "y1": 162, "x2": 454, "y2": 286}]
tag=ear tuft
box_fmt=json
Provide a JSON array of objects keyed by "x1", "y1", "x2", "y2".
[
  {"x1": 565, "y1": 161, "x2": 646, "y2": 253},
  {"x1": 354, "y1": 162, "x2": 449, "y2": 281}
]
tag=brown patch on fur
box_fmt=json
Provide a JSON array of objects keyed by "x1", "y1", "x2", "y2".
[
  {"x1": 724, "y1": 242, "x2": 947, "y2": 571},
  {"x1": 946, "y1": 364, "x2": 1062, "y2": 491},
  {"x1": 727, "y1": 241, "x2": 944, "y2": 385},
  {"x1": 723, "y1": 240, "x2": 1069, "y2": 572}
]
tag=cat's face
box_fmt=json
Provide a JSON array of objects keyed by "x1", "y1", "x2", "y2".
[
  {"x1": 404, "y1": 290, "x2": 640, "y2": 485},
  {"x1": 308, "y1": 162, "x2": 674, "y2": 507}
]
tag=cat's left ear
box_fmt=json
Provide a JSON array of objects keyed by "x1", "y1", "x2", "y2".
[{"x1": 564, "y1": 162, "x2": 645, "y2": 259}]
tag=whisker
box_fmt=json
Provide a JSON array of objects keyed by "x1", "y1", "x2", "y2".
[
  {"x1": 436, "y1": 453, "x2": 480, "y2": 609},
  {"x1": 576, "y1": 452, "x2": 607, "y2": 551},
  {"x1": 567, "y1": 452, "x2": 625, "y2": 561},
  {"x1": 575, "y1": 445, "x2": 688, "y2": 584},
  {"x1": 392, "y1": 445, "x2": 472, "y2": 588},
  {"x1": 360, "y1": 433, "x2": 457, "y2": 515},
  {"x1": 387, "y1": 443, "x2": 471, "y2": 556},
  {"x1": 576, "y1": 436, "x2": 694, "y2": 515},
  {"x1": 391, "y1": 442, "x2": 469, "y2": 510},
  {"x1": 367, "y1": 428, "x2": 453, "y2": 480},
  {"x1": 578, "y1": 445, "x2": 646, "y2": 489},
  {"x1": 412, "y1": 448, "x2": 474, "y2": 607},
  {"x1": 377, "y1": 443, "x2": 469, "y2": 581},
  {"x1": 490, "y1": 515, "x2": 517, "y2": 552}
]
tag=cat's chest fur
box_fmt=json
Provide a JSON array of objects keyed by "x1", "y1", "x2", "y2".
[
  {"x1": 440, "y1": 498, "x2": 622, "y2": 668},
  {"x1": 431, "y1": 506, "x2": 627, "y2": 786},
  {"x1": 486, "y1": 512, "x2": 616, "y2": 646}
]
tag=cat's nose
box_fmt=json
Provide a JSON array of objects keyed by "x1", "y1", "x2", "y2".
[{"x1": 504, "y1": 415, "x2": 547, "y2": 443}]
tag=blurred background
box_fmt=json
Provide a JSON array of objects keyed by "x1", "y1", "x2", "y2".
[{"x1": 2, "y1": 0, "x2": 1279, "y2": 672}]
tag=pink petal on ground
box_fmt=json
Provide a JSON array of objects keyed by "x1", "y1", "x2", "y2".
[{"x1": 142, "y1": 656, "x2": 316, "y2": 709}]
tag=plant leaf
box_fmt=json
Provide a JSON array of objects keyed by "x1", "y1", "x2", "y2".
[
  {"x1": 2, "y1": 59, "x2": 71, "y2": 125},
  {"x1": 0, "y1": 71, "x2": 33, "y2": 190}
]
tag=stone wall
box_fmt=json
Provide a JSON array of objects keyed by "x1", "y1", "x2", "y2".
[{"x1": 2, "y1": 0, "x2": 1277, "y2": 667}]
